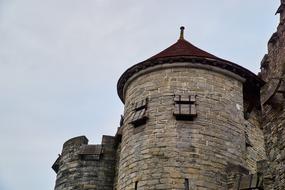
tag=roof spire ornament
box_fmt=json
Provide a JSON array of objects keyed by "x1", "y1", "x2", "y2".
[{"x1": 179, "y1": 26, "x2": 185, "y2": 40}]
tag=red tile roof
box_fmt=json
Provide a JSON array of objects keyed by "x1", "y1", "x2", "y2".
[{"x1": 149, "y1": 38, "x2": 217, "y2": 60}]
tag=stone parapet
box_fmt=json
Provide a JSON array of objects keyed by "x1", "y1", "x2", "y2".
[{"x1": 53, "y1": 135, "x2": 116, "y2": 190}]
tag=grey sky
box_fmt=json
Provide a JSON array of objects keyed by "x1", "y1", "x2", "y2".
[{"x1": 0, "y1": 0, "x2": 280, "y2": 190}]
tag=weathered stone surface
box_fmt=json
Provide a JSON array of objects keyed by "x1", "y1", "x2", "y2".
[
  {"x1": 259, "y1": 1, "x2": 285, "y2": 189},
  {"x1": 244, "y1": 108, "x2": 265, "y2": 173},
  {"x1": 115, "y1": 65, "x2": 264, "y2": 190},
  {"x1": 53, "y1": 135, "x2": 116, "y2": 190},
  {"x1": 52, "y1": 58, "x2": 268, "y2": 189},
  {"x1": 51, "y1": 2, "x2": 285, "y2": 188}
]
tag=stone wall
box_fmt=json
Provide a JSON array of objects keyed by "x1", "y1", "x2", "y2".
[
  {"x1": 259, "y1": 1, "x2": 285, "y2": 189},
  {"x1": 116, "y1": 63, "x2": 256, "y2": 189},
  {"x1": 53, "y1": 135, "x2": 116, "y2": 190},
  {"x1": 244, "y1": 108, "x2": 265, "y2": 173}
]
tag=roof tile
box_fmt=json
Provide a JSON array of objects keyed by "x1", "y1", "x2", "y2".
[{"x1": 149, "y1": 39, "x2": 217, "y2": 60}]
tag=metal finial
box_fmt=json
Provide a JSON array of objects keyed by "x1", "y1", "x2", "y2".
[{"x1": 179, "y1": 26, "x2": 185, "y2": 40}]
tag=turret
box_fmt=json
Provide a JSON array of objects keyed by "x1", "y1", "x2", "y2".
[
  {"x1": 52, "y1": 26, "x2": 267, "y2": 189},
  {"x1": 116, "y1": 27, "x2": 265, "y2": 189},
  {"x1": 52, "y1": 135, "x2": 117, "y2": 190}
]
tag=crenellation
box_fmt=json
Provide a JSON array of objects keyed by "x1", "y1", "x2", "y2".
[{"x1": 53, "y1": 135, "x2": 116, "y2": 190}]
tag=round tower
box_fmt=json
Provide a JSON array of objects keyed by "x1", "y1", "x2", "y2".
[
  {"x1": 116, "y1": 27, "x2": 263, "y2": 189},
  {"x1": 52, "y1": 135, "x2": 117, "y2": 190}
]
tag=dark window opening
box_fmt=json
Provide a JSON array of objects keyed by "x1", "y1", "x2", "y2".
[
  {"x1": 184, "y1": 178, "x2": 189, "y2": 190},
  {"x1": 120, "y1": 115, "x2": 124, "y2": 127},
  {"x1": 135, "y1": 181, "x2": 138, "y2": 190}
]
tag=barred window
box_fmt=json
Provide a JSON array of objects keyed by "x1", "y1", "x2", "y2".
[
  {"x1": 130, "y1": 98, "x2": 149, "y2": 127},
  {"x1": 173, "y1": 95, "x2": 197, "y2": 120}
]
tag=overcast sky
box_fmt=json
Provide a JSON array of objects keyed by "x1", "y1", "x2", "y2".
[{"x1": 0, "y1": 0, "x2": 280, "y2": 190}]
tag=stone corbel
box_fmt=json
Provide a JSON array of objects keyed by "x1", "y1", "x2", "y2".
[
  {"x1": 261, "y1": 62, "x2": 285, "y2": 108},
  {"x1": 261, "y1": 77, "x2": 285, "y2": 111}
]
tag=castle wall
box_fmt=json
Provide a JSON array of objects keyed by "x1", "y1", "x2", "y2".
[
  {"x1": 256, "y1": 1, "x2": 285, "y2": 189},
  {"x1": 244, "y1": 108, "x2": 265, "y2": 173},
  {"x1": 259, "y1": 1, "x2": 285, "y2": 188},
  {"x1": 261, "y1": 97, "x2": 285, "y2": 189},
  {"x1": 113, "y1": 137, "x2": 122, "y2": 190},
  {"x1": 117, "y1": 63, "x2": 250, "y2": 189},
  {"x1": 53, "y1": 135, "x2": 116, "y2": 190}
]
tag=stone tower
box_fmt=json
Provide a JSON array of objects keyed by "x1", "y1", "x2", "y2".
[
  {"x1": 115, "y1": 27, "x2": 265, "y2": 189},
  {"x1": 52, "y1": 135, "x2": 117, "y2": 190},
  {"x1": 258, "y1": 0, "x2": 285, "y2": 189},
  {"x1": 52, "y1": 28, "x2": 268, "y2": 189}
]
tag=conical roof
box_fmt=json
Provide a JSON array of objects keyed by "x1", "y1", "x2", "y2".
[
  {"x1": 149, "y1": 27, "x2": 217, "y2": 60},
  {"x1": 117, "y1": 27, "x2": 264, "y2": 103},
  {"x1": 149, "y1": 39, "x2": 217, "y2": 60}
]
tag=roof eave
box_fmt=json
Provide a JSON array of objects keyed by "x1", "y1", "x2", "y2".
[{"x1": 117, "y1": 56, "x2": 264, "y2": 103}]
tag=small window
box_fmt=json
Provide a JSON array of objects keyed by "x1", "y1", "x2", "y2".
[
  {"x1": 135, "y1": 181, "x2": 138, "y2": 190},
  {"x1": 184, "y1": 178, "x2": 189, "y2": 190},
  {"x1": 130, "y1": 98, "x2": 149, "y2": 127},
  {"x1": 173, "y1": 95, "x2": 197, "y2": 120}
]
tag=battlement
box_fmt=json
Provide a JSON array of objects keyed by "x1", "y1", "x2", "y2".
[
  {"x1": 62, "y1": 136, "x2": 88, "y2": 150},
  {"x1": 53, "y1": 135, "x2": 117, "y2": 190}
]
